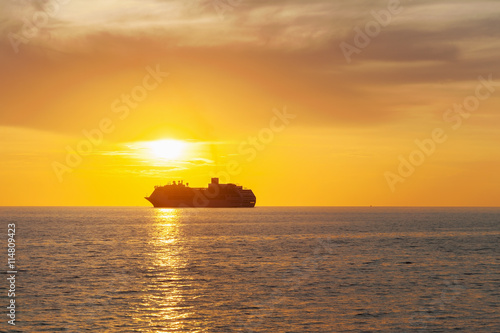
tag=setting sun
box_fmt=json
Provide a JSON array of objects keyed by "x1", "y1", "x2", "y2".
[{"x1": 147, "y1": 139, "x2": 186, "y2": 160}]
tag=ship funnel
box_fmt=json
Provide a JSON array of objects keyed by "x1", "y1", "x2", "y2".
[{"x1": 211, "y1": 177, "x2": 219, "y2": 185}]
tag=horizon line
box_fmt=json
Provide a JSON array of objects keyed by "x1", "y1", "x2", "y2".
[{"x1": 1, "y1": 205, "x2": 500, "y2": 208}]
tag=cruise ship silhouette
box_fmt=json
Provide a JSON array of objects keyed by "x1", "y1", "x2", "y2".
[{"x1": 145, "y1": 178, "x2": 256, "y2": 207}]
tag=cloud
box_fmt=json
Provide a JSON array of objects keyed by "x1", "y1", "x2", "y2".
[{"x1": 1, "y1": 0, "x2": 500, "y2": 135}]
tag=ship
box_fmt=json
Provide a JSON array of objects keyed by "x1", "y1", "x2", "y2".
[{"x1": 145, "y1": 178, "x2": 256, "y2": 207}]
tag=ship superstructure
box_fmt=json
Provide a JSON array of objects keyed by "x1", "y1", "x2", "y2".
[{"x1": 145, "y1": 178, "x2": 256, "y2": 207}]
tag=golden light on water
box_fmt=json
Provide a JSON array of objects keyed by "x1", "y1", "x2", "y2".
[
  {"x1": 151, "y1": 208, "x2": 182, "y2": 247},
  {"x1": 155, "y1": 208, "x2": 180, "y2": 221},
  {"x1": 153, "y1": 208, "x2": 181, "y2": 244},
  {"x1": 136, "y1": 208, "x2": 192, "y2": 330}
]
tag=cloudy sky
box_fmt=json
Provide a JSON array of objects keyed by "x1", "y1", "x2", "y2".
[{"x1": 1, "y1": 0, "x2": 499, "y2": 206}]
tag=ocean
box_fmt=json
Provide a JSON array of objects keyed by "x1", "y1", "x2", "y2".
[{"x1": 1, "y1": 207, "x2": 499, "y2": 332}]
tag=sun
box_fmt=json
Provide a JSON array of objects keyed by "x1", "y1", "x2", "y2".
[{"x1": 147, "y1": 139, "x2": 186, "y2": 160}]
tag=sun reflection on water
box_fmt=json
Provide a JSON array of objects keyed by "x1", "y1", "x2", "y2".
[
  {"x1": 133, "y1": 208, "x2": 197, "y2": 331},
  {"x1": 153, "y1": 209, "x2": 181, "y2": 245}
]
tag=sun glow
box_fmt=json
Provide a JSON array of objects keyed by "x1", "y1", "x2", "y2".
[{"x1": 147, "y1": 139, "x2": 186, "y2": 160}]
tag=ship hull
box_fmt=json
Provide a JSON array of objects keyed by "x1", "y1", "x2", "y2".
[
  {"x1": 146, "y1": 178, "x2": 256, "y2": 208},
  {"x1": 145, "y1": 197, "x2": 256, "y2": 208}
]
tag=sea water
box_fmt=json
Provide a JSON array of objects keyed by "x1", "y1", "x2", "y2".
[{"x1": 0, "y1": 207, "x2": 498, "y2": 332}]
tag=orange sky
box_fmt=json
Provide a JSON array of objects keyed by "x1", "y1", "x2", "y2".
[{"x1": 1, "y1": 0, "x2": 500, "y2": 206}]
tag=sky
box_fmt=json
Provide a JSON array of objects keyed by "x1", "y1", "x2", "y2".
[{"x1": 1, "y1": 0, "x2": 499, "y2": 206}]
